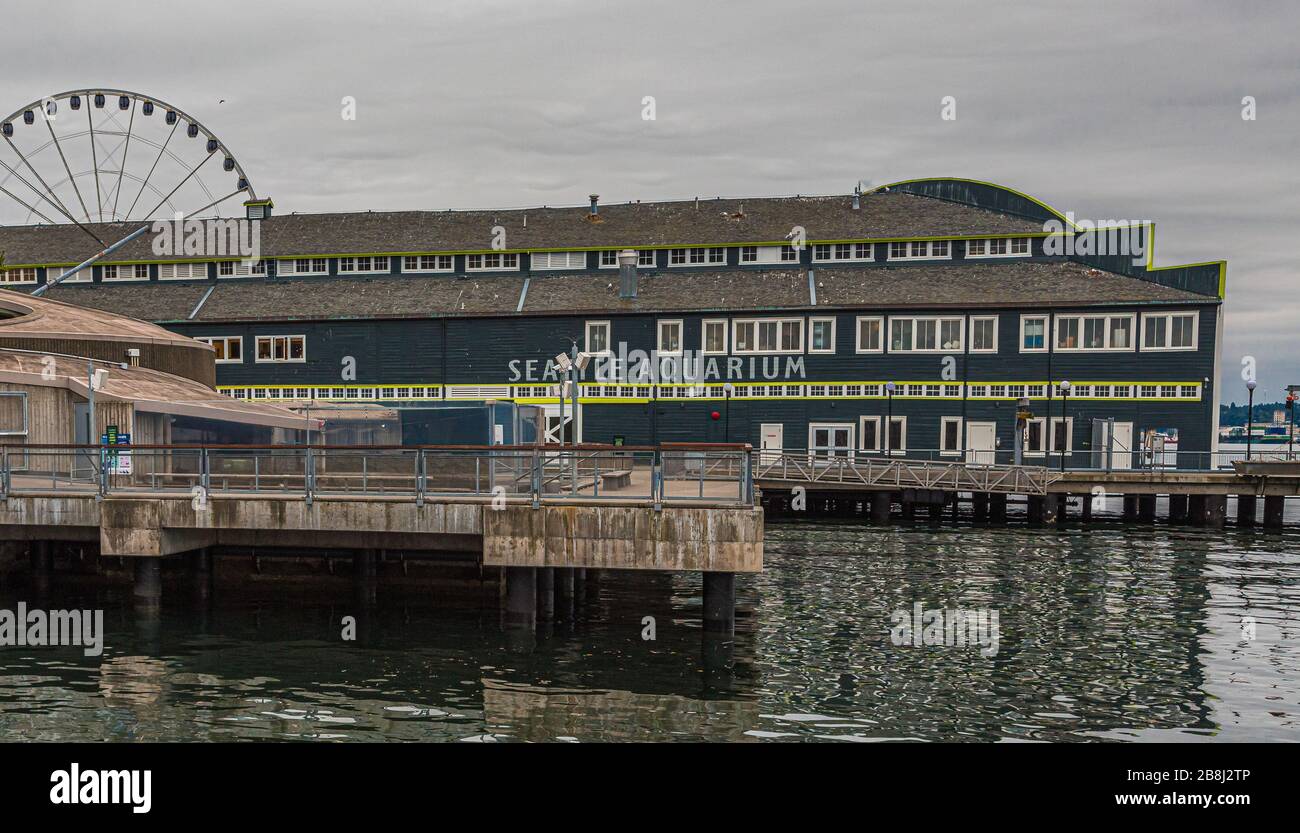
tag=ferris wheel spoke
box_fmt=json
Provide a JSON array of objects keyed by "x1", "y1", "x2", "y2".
[
  {"x1": 3, "y1": 132, "x2": 79, "y2": 226},
  {"x1": 86, "y1": 104, "x2": 104, "y2": 222},
  {"x1": 125, "y1": 119, "x2": 178, "y2": 222},
  {"x1": 0, "y1": 183, "x2": 56, "y2": 224},
  {"x1": 188, "y1": 186, "x2": 249, "y2": 218},
  {"x1": 0, "y1": 148, "x2": 103, "y2": 244},
  {"x1": 141, "y1": 151, "x2": 216, "y2": 221},
  {"x1": 44, "y1": 115, "x2": 93, "y2": 224},
  {"x1": 111, "y1": 100, "x2": 136, "y2": 222}
]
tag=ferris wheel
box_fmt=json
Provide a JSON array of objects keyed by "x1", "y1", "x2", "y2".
[{"x1": 0, "y1": 88, "x2": 257, "y2": 284}]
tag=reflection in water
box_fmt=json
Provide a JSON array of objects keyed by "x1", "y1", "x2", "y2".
[{"x1": 0, "y1": 519, "x2": 1297, "y2": 741}]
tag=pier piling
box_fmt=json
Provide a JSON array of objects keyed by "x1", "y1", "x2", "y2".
[
  {"x1": 536, "y1": 567, "x2": 555, "y2": 622},
  {"x1": 555, "y1": 567, "x2": 575, "y2": 622},
  {"x1": 702, "y1": 571, "x2": 736, "y2": 634},
  {"x1": 1264, "y1": 495, "x2": 1285, "y2": 529},
  {"x1": 1168, "y1": 494, "x2": 1189, "y2": 523},
  {"x1": 133, "y1": 558, "x2": 162, "y2": 606},
  {"x1": 1236, "y1": 495, "x2": 1258, "y2": 527},
  {"x1": 504, "y1": 566, "x2": 537, "y2": 628},
  {"x1": 870, "y1": 491, "x2": 892, "y2": 523},
  {"x1": 1138, "y1": 494, "x2": 1157, "y2": 524},
  {"x1": 1122, "y1": 495, "x2": 1138, "y2": 522}
]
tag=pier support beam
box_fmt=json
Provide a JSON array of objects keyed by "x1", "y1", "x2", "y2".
[
  {"x1": 536, "y1": 567, "x2": 555, "y2": 622},
  {"x1": 702, "y1": 571, "x2": 736, "y2": 634},
  {"x1": 1189, "y1": 495, "x2": 1227, "y2": 529},
  {"x1": 504, "y1": 566, "x2": 537, "y2": 628},
  {"x1": 1264, "y1": 495, "x2": 1285, "y2": 529},
  {"x1": 869, "y1": 491, "x2": 892, "y2": 524},
  {"x1": 1168, "y1": 494, "x2": 1189, "y2": 523},
  {"x1": 1054, "y1": 494, "x2": 1068, "y2": 526},
  {"x1": 1236, "y1": 495, "x2": 1258, "y2": 527},
  {"x1": 353, "y1": 549, "x2": 377, "y2": 607},
  {"x1": 1027, "y1": 495, "x2": 1045, "y2": 526},
  {"x1": 973, "y1": 493, "x2": 989, "y2": 524},
  {"x1": 1138, "y1": 494, "x2": 1157, "y2": 524},
  {"x1": 133, "y1": 558, "x2": 162, "y2": 606},
  {"x1": 1080, "y1": 493, "x2": 1093, "y2": 524},
  {"x1": 191, "y1": 547, "x2": 213, "y2": 602},
  {"x1": 926, "y1": 501, "x2": 944, "y2": 528},
  {"x1": 554, "y1": 567, "x2": 575, "y2": 622},
  {"x1": 29, "y1": 540, "x2": 53, "y2": 575},
  {"x1": 989, "y1": 493, "x2": 1007, "y2": 524},
  {"x1": 1122, "y1": 495, "x2": 1138, "y2": 522}
]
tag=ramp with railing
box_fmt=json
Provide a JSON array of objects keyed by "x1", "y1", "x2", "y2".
[{"x1": 751, "y1": 452, "x2": 1063, "y2": 496}]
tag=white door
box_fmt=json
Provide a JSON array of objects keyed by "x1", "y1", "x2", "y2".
[
  {"x1": 541, "y1": 404, "x2": 579, "y2": 444},
  {"x1": 809, "y1": 423, "x2": 854, "y2": 461},
  {"x1": 1110, "y1": 421, "x2": 1134, "y2": 470},
  {"x1": 760, "y1": 423, "x2": 784, "y2": 463},
  {"x1": 966, "y1": 422, "x2": 997, "y2": 465}
]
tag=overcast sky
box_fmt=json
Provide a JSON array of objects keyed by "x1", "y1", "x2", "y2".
[{"x1": 1, "y1": 0, "x2": 1296, "y2": 401}]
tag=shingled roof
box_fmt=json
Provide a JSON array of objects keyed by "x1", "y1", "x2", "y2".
[
  {"x1": 0, "y1": 190, "x2": 1044, "y2": 266},
  {"x1": 39, "y1": 260, "x2": 1213, "y2": 324}
]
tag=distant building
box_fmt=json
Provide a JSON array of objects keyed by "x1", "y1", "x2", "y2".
[{"x1": 0, "y1": 178, "x2": 1225, "y2": 466}]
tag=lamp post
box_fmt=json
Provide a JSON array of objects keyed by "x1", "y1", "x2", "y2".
[
  {"x1": 884, "y1": 382, "x2": 896, "y2": 456},
  {"x1": 1058, "y1": 380, "x2": 1071, "y2": 472},
  {"x1": 723, "y1": 382, "x2": 735, "y2": 443},
  {"x1": 1246, "y1": 380, "x2": 1257, "y2": 461}
]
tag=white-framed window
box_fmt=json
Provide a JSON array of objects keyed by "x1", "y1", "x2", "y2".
[
  {"x1": 966, "y1": 237, "x2": 1032, "y2": 258},
  {"x1": 702, "y1": 319, "x2": 728, "y2": 354},
  {"x1": 402, "y1": 254, "x2": 454, "y2": 273},
  {"x1": 531, "y1": 251, "x2": 588, "y2": 270},
  {"x1": 970, "y1": 316, "x2": 998, "y2": 353},
  {"x1": 858, "y1": 416, "x2": 881, "y2": 452},
  {"x1": 278, "y1": 258, "x2": 329, "y2": 276},
  {"x1": 585, "y1": 320, "x2": 611, "y2": 356},
  {"x1": 0, "y1": 268, "x2": 40, "y2": 285},
  {"x1": 465, "y1": 252, "x2": 518, "y2": 271},
  {"x1": 338, "y1": 256, "x2": 392, "y2": 274},
  {"x1": 888, "y1": 240, "x2": 951, "y2": 261},
  {"x1": 1055, "y1": 313, "x2": 1135, "y2": 351},
  {"x1": 1051, "y1": 417, "x2": 1074, "y2": 456},
  {"x1": 808, "y1": 317, "x2": 836, "y2": 353},
  {"x1": 733, "y1": 318, "x2": 804, "y2": 354},
  {"x1": 218, "y1": 260, "x2": 266, "y2": 278},
  {"x1": 102, "y1": 264, "x2": 147, "y2": 281},
  {"x1": 740, "y1": 245, "x2": 800, "y2": 264},
  {"x1": 158, "y1": 262, "x2": 208, "y2": 280},
  {"x1": 855, "y1": 316, "x2": 884, "y2": 353},
  {"x1": 668, "y1": 247, "x2": 726, "y2": 267},
  {"x1": 657, "y1": 319, "x2": 683, "y2": 354},
  {"x1": 813, "y1": 242, "x2": 873, "y2": 263},
  {"x1": 888, "y1": 316, "x2": 964, "y2": 352},
  {"x1": 940, "y1": 416, "x2": 963, "y2": 456},
  {"x1": 255, "y1": 335, "x2": 306, "y2": 363},
  {"x1": 884, "y1": 415, "x2": 907, "y2": 455},
  {"x1": 197, "y1": 336, "x2": 243, "y2": 363},
  {"x1": 599, "y1": 249, "x2": 655, "y2": 268},
  {"x1": 1140, "y1": 311, "x2": 1198, "y2": 350},
  {"x1": 808, "y1": 422, "x2": 855, "y2": 460},
  {"x1": 1020, "y1": 315, "x2": 1048, "y2": 352}
]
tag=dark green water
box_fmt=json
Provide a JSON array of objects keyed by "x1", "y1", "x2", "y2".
[{"x1": 2, "y1": 513, "x2": 1298, "y2": 742}]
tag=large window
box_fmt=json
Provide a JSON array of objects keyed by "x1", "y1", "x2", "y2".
[
  {"x1": 855, "y1": 316, "x2": 883, "y2": 353},
  {"x1": 255, "y1": 335, "x2": 306, "y2": 363},
  {"x1": 808, "y1": 317, "x2": 836, "y2": 353},
  {"x1": 702, "y1": 319, "x2": 728, "y2": 354},
  {"x1": 0, "y1": 391, "x2": 28, "y2": 437},
  {"x1": 585, "y1": 320, "x2": 611, "y2": 356},
  {"x1": 940, "y1": 416, "x2": 963, "y2": 456},
  {"x1": 0, "y1": 268, "x2": 39, "y2": 285},
  {"x1": 970, "y1": 316, "x2": 998, "y2": 353},
  {"x1": 1141, "y1": 312, "x2": 1197, "y2": 350},
  {"x1": 339, "y1": 256, "x2": 392, "y2": 274},
  {"x1": 198, "y1": 336, "x2": 243, "y2": 363},
  {"x1": 402, "y1": 255, "x2": 453, "y2": 273},
  {"x1": 889, "y1": 316, "x2": 964, "y2": 352},
  {"x1": 888, "y1": 240, "x2": 951, "y2": 261},
  {"x1": 668, "y1": 247, "x2": 726, "y2": 266},
  {"x1": 657, "y1": 320, "x2": 683, "y2": 354},
  {"x1": 733, "y1": 318, "x2": 804, "y2": 354},
  {"x1": 1055, "y1": 314, "x2": 1134, "y2": 351},
  {"x1": 1020, "y1": 315, "x2": 1047, "y2": 352}
]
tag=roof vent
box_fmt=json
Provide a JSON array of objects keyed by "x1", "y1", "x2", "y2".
[
  {"x1": 588, "y1": 194, "x2": 599, "y2": 215},
  {"x1": 125, "y1": 348, "x2": 141, "y2": 367},
  {"x1": 617, "y1": 249, "x2": 638, "y2": 299},
  {"x1": 852, "y1": 183, "x2": 861, "y2": 210}
]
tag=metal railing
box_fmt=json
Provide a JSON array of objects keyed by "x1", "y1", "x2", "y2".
[
  {"x1": 752, "y1": 450, "x2": 1061, "y2": 495},
  {"x1": 766, "y1": 446, "x2": 1300, "y2": 474},
  {"x1": 0, "y1": 443, "x2": 755, "y2": 508}
]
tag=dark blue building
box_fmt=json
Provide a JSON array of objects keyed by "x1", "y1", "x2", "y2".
[{"x1": 0, "y1": 178, "x2": 1225, "y2": 466}]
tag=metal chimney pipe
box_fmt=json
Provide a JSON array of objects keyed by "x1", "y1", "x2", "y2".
[
  {"x1": 589, "y1": 194, "x2": 599, "y2": 215},
  {"x1": 617, "y1": 249, "x2": 637, "y2": 299},
  {"x1": 852, "y1": 184, "x2": 861, "y2": 210}
]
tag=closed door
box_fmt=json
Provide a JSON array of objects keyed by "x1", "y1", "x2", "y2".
[
  {"x1": 1111, "y1": 422, "x2": 1134, "y2": 470},
  {"x1": 966, "y1": 421, "x2": 996, "y2": 465},
  {"x1": 809, "y1": 423, "x2": 854, "y2": 461},
  {"x1": 760, "y1": 423, "x2": 784, "y2": 463}
]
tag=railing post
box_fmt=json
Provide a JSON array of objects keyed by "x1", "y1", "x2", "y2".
[
  {"x1": 531, "y1": 448, "x2": 541, "y2": 509},
  {"x1": 0, "y1": 446, "x2": 7, "y2": 499},
  {"x1": 416, "y1": 449, "x2": 426, "y2": 506},
  {"x1": 653, "y1": 450, "x2": 663, "y2": 511},
  {"x1": 304, "y1": 446, "x2": 314, "y2": 506},
  {"x1": 98, "y1": 443, "x2": 109, "y2": 497},
  {"x1": 742, "y1": 449, "x2": 753, "y2": 506},
  {"x1": 200, "y1": 447, "x2": 210, "y2": 498}
]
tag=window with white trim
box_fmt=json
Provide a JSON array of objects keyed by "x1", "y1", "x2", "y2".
[
  {"x1": 531, "y1": 251, "x2": 588, "y2": 270},
  {"x1": 668, "y1": 247, "x2": 725, "y2": 266},
  {"x1": 733, "y1": 318, "x2": 804, "y2": 354},
  {"x1": 970, "y1": 316, "x2": 998, "y2": 353},
  {"x1": 255, "y1": 335, "x2": 306, "y2": 363},
  {"x1": 158, "y1": 262, "x2": 208, "y2": 280},
  {"x1": 0, "y1": 268, "x2": 40, "y2": 285},
  {"x1": 859, "y1": 416, "x2": 881, "y2": 452},
  {"x1": 888, "y1": 316, "x2": 964, "y2": 352},
  {"x1": 855, "y1": 316, "x2": 883, "y2": 353},
  {"x1": 739, "y1": 245, "x2": 799, "y2": 264},
  {"x1": 702, "y1": 319, "x2": 728, "y2": 354},
  {"x1": 338, "y1": 256, "x2": 391, "y2": 274},
  {"x1": 599, "y1": 249, "x2": 655, "y2": 268},
  {"x1": 813, "y1": 242, "x2": 873, "y2": 262},
  {"x1": 219, "y1": 260, "x2": 266, "y2": 277},
  {"x1": 1141, "y1": 312, "x2": 1197, "y2": 350},
  {"x1": 197, "y1": 336, "x2": 243, "y2": 363},
  {"x1": 1020, "y1": 315, "x2": 1047, "y2": 352},
  {"x1": 585, "y1": 320, "x2": 611, "y2": 356},
  {"x1": 808, "y1": 317, "x2": 836, "y2": 353},
  {"x1": 884, "y1": 415, "x2": 907, "y2": 455},
  {"x1": 278, "y1": 258, "x2": 329, "y2": 276},
  {"x1": 103, "y1": 264, "x2": 148, "y2": 281},
  {"x1": 888, "y1": 240, "x2": 951, "y2": 260},
  {"x1": 402, "y1": 255, "x2": 453, "y2": 273},
  {"x1": 1055, "y1": 314, "x2": 1135, "y2": 351},
  {"x1": 465, "y1": 253, "x2": 518, "y2": 271},
  {"x1": 657, "y1": 320, "x2": 683, "y2": 354},
  {"x1": 940, "y1": 416, "x2": 963, "y2": 455},
  {"x1": 966, "y1": 237, "x2": 1032, "y2": 258}
]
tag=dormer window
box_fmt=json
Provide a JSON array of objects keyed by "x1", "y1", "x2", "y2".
[
  {"x1": 888, "y1": 240, "x2": 950, "y2": 261},
  {"x1": 966, "y1": 237, "x2": 1031, "y2": 258}
]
